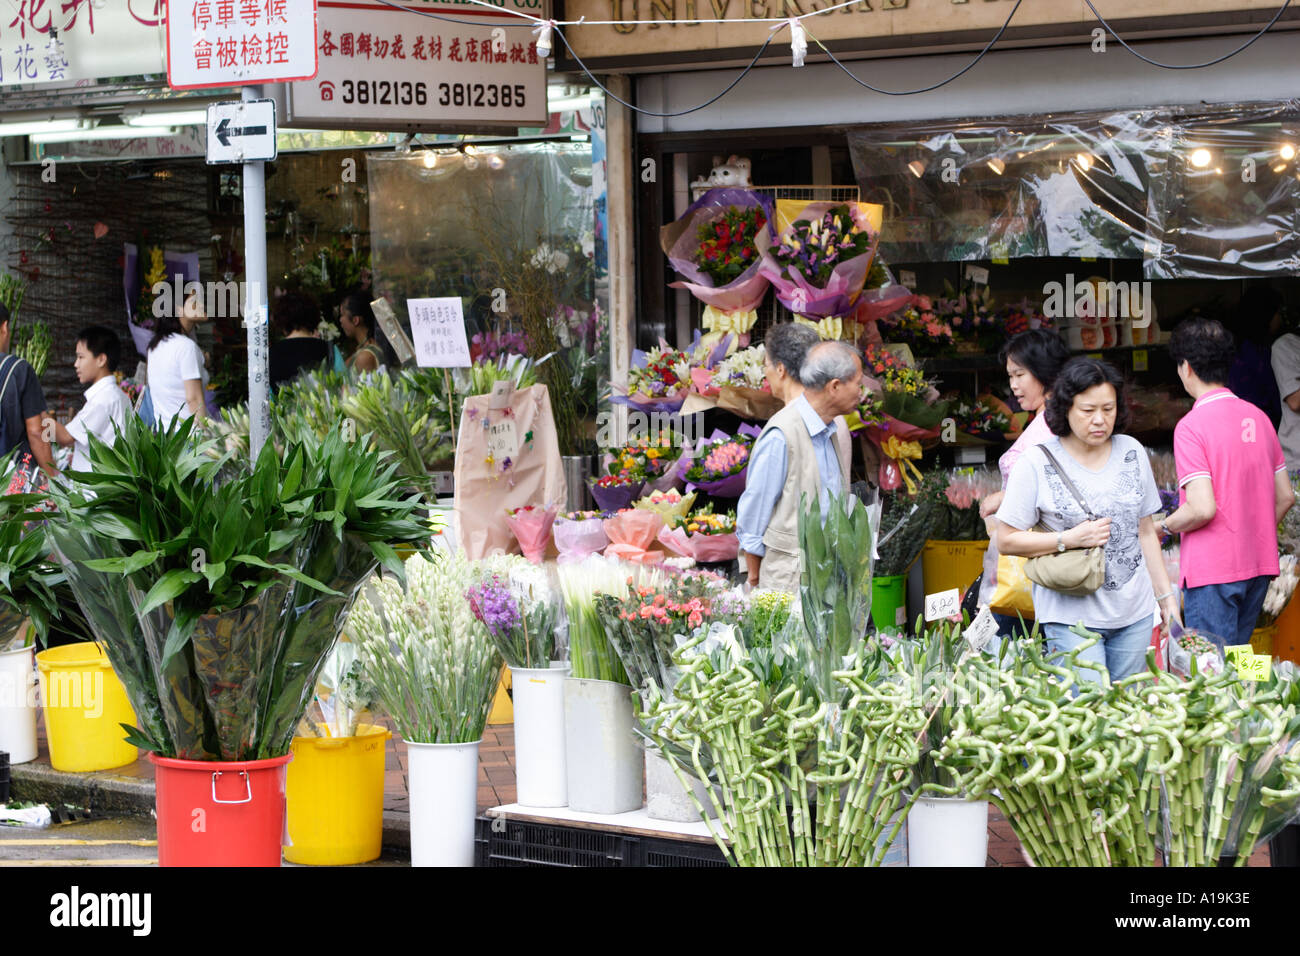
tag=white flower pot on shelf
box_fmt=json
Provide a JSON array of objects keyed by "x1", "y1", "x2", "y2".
[
  {"x1": 563, "y1": 677, "x2": 642, "y2": 814},
  {"x1": 645, "y1": 748, "x2": 716, "y2": 822},
  {"x1": 0, "y1": 643, "x2": 38, "y2": 765},
  {"x1": 406, "y1": 740, "x2": 480, "y2": 867},
  {"x1": 907, "y1": 795, "x2": 989, "y2": 867},
  {"x1": 511, "y1": 663, "x2": 569, "y2": 808}
]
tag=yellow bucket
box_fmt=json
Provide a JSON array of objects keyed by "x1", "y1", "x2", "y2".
[
  {"x1": 921, "y1": 540, "x2": 990, "y2": 602},
  {"x1": 285, "y1": 723, "x2": 392, "y2": 865},
  {"x1": 488, "y1": 666, "x2": 513, "y2": 725},
  {"x1": 1251, "y1": 625, "x2": 1276, "y2": 657},
  {"x1": 35, "y1": 642, "x2": 139, "y2": 773}
]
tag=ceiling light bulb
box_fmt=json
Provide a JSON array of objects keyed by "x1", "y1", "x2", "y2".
[
  {"x1": 1274, "y1": 163, "x2": 1288, "y2": 174},
  {"x1": 463, "y1": 144, "x2": 479, "y2": 156},
  {"x1": 1074, "y1": 152, "x2": 1093, "y2": 171},
  {"x1": 1281, "y1": 144, "x2": 1296, "y2": 161},
  {"x1": 986, "y1": 157, "x2": 1006, "y2": 175},
  {"x1": 1190, "y1": 148, "x2": 1212, "y2": 168},
  {"x1": 907, "y1": 159, "x2": 926, "y2": 178},
  {"x1": 487, "y1": 154, "x2": 505, "y2": 170},
  {"x1": 422, "y1": 151, "x2": 436, "y2": 169}
]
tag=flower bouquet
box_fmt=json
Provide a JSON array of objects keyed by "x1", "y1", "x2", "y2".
[
  {"x1": 589, "y1": 473, "x2": 646, "y2": 512},
  {"x1": 615, "y1": 335, "x2": 731, "y2": 414},
  {"x1": 661, "y1": 188, "x2": 776, "y2": 350},
  {"x1": 504, "y1": 504, "x2": 559, "y2": 564},
  {"x1": 1000, "y1": 297, "x2": 1053, "y2": 336},
  {"x1": 603, "y1": 509, "x2": 666, "y2": 565},
  {"x1": 466, "y1": 558, "x2": 564, "y2": 669},
  {"x1": 949, "y1": 397, "x2": 1013, "y2": 444},
  {"x1": 658, "y1": 508, "x2": 739, "y2": 563},
  {"x1": 633, "y1": 487, "x2": 697, "y2": 524},
  {"x1": 935, "y1": 281, "x2": 1002, "y2": 352},
  {"x1": 929, "y1": 469, "x2": 994, "y2": 542},
  {"x1": 862, "y1": 344, "x2": 947, "y2": 438},
  {"x1": 605, "y1": 431, "x2": 685, "y2": 494},
  {"x1": 1257, "y1": 554, "x2": 1298, "y2": 629},
  {"x1": 699, "y1": 344, "x2": 785, "y2": 421},
  {"x1": 877, "y1": 297, "x2": 955, "y2": 358},
  {"x1": 762, "y1": 202, "x2": 880, "y2": 319},
  {"x1": 680, "y1": 424, "x2": 762, "y2": 497},
  {"x1": 554, "y1": 510, "x2": 610, "y2": 563}
]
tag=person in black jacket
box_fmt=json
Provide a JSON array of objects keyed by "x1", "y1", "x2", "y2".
[
  {"x1": 0, "y1": 301, "x2": 56, "y2": 478},
  {"x1": 269, "y1": 291, "x2": 334, "y2": 391},
  {"x1": 1228, "y1": 287, "x2": 1284, "y2": 429}
]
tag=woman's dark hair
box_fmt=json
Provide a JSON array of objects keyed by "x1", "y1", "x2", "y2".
[
  {"x1": 342, "y1": 292, "x2": 376, "y2": 337},
  {"x1": 77, "y1": 325, "x2": 122, "y2": 372},
  {"x1": 273, "y1": 290, "x2": 321, "y2": 337},
  {"x1": 1236, "y1": 287, "x2": 1285, "y2": 345},
  {"x1": 1044, "y1": 357, "x2": 1131, "y2": 437},
  {"x1": 147, "y1": 307, "x2": 186, "y2": 352},
  {"x1": 998, "y1": 329, "x2": 1072, "y2": 395},
  {"x1": 764, "y1": 322, "x2": 819, "y2": 383},
  {"x1": 1168, "y1": 316, "x2": 1234, "y2": 386}
]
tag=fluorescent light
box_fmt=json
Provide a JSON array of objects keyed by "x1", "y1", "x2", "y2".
[
  {"x1": 123, "y1": 110, "x2": 207, "y2": 127},
  {"x1": 32, "y1": 125, "x2": 178, "y2": 143},
  {"x1": 0, "y1": 118, "x2": 91, "y2": 137}
]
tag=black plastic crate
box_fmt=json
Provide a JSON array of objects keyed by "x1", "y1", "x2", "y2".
[
  {"x1": 475, "y1": 816, "x2": 629, "y2": 867},
  {"x1": 638, "y1": 836, "x2": 729, "y2": 868}
]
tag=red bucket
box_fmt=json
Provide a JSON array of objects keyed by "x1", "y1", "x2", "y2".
[{"x1": 150, "y1": 752, "x2": 293, "y2": 867}]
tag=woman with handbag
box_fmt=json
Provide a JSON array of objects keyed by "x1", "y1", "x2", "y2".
[
  {"x1": 976, "y1": 329, "x2": 1072, "y2": 640},
  {"x1": 996, "y1": 357, "x2": 1180, "y2": 682}
]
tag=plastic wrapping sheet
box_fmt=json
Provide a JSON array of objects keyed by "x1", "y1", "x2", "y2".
[
  {"x1": 661, "y1": 187, "x2": 776, "y2": 314},
  {"x1": 848, "y1": 102, "x2": 1300, "y2": 278}
]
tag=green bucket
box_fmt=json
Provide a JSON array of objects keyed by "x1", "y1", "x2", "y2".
[{"x1": 871, "y1": 575, "x2": 907, "y2": 632}]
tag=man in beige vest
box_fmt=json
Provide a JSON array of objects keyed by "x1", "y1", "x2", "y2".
[{"x1": 737, "y1": 341, "x2": 863, "y2": 592}]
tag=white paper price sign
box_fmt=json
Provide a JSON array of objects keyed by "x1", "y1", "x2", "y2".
[
  {"x1": 964, "y1": 606, "x2": 998, "y2": 652},
  {"x1": 964, "y1": 265, "x2": 990, "y2": 286},
  {"x1": 408, "y1": 297, "x2": 471, "y2": 368},
  {"x1": 924, "y1": 588, "x2": 961, "y2": 622}
]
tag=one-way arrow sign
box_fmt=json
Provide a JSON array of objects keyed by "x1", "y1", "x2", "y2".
[{"x1": 206, "y1": 99, "x2": 278, "y2": 165}]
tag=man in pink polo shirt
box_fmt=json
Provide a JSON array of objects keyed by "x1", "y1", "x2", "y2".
[{"x1": 1162, "y1": 317, "x2": 1295, "y2": 650}]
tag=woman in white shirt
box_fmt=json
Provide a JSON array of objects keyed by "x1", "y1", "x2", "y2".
[{"x1": 147, "y1": 293, "x2": 210, "y2": 429}]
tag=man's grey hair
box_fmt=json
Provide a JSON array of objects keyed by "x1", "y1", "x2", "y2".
[
  {"x1": 764, "y1": 323, "x2": 820, "y2": 384},
  {"x1": 800, "y1": 341, "x2": 861, "y2": 391}
]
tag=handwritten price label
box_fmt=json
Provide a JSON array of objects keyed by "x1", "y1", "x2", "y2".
[
  {"x1": 963, "y1": 606, "x2": 998, "y2": 652},
  {"x1": 924, "y1": 588, "x2": 961, "y2": 622},
  {"x1": 1234, "y1": 651, "x2": 1272, "y2": 682}
]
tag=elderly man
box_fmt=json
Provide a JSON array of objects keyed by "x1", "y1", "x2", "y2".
[
  {"x1": 738, "y1": 340, "x2": 863, "y2": 591},
  {"x1": 762, "y1": 322, "x2": 820, "y2": 405}
]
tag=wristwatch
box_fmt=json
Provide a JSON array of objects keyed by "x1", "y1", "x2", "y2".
[{"x1": 1056, "y1": 531, "x2": 1066, "y2": 553}]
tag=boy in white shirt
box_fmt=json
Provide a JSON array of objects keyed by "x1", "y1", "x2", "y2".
[{"x1": 54, "y1": 326, "x2": 133, "y2": 472}]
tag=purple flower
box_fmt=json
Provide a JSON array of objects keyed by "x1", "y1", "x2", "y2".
[{"x1": 466, "y1": 576, "x2": 522, "y2": 638}]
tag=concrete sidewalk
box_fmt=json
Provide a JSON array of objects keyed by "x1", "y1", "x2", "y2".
[{"x1": 9, "y1": 721, "x2": 1272, "y2": 867}]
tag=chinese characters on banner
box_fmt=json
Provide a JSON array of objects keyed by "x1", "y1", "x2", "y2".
[
  {"x1": 0, "y1": 1, "x2": 165, "y2": 85},
  {"x1": 408, "y1": 297, "x2": 472, "y2": 368},
  {"x1": 285, "y1": 0, "x2": 546, "y2": 129},
  {"x1": 166, "y1": 0, "x2": 318, "y2": 89}
]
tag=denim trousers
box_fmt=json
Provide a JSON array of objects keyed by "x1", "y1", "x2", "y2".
[
  {"x1": 1182, "y1": 576, "x2": 1272, "y2": 651},
  {"x1": 1042, "y1": 618, "x2": 1154, "y2": 684}
]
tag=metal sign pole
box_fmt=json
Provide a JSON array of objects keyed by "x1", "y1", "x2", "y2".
[{"x1": 241, "y1": 85, "x2": 271, "y2": 460}]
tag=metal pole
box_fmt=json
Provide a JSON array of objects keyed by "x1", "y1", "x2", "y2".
[{"x1": 242, "y1": 85, "x2": 271, "y2": 460}]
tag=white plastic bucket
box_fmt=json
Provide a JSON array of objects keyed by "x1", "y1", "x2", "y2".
[
  {"x1": 512, "y1": 664, "x2": 569, "y2": 808},
  {"x1": 406, "y1": 740, "x2": 480, "y2": 867},
  {"x1": 907, "y1": 796, "x2": 989, "y2": 867},
  {"x1": 645, "y1": 748, "x2": 716, "y2": 822},
  {"x1": 0, "y1": 644, "x2": 38, "y2": 765},
  {"x1": 564, "y1": 677, "x2": 642, "y2": 814}
]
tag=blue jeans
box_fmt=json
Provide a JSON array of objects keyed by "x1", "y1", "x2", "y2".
[
  {"x1": 1043, "y1": 618, "x2": 1154, "y2": 684},
  {"x1": 1183, "y1": 576, "x2": 1272, "y2": 651}
]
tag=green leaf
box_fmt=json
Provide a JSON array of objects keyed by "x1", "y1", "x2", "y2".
[{"x1": 139, "y1": 569, "x2": 203, "y2": 615}]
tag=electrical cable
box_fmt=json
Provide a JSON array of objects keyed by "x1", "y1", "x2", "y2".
[{"x1": 1082, "y1": 0, "x2": 1293, "y2": 69}]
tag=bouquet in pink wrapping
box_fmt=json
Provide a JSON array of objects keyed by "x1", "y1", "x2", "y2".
[
  {"x1": 657, "y1": 509, "x2": 739, "y2": 563},
  {"x1": 504, "y1": 504, "x2": 559, "y2": 564},
  {"x1": 679, "y1": 424, "x2": 762, "y2": 497},
  {"x1": 602, "y1": 510, "x2": 665, "y2": 565},
  {"x1": 661, "y1": 187, "x2": 776, "y2": 349},
  {"x1": 613, "y1": 333, "x2": 731, "y2": 414},
  {"x1": 554, "y1": 510, "x2": 610, "y2": 564},
  {"x1": 762, "y1": 202, "x2": 880, "y2": 319}
]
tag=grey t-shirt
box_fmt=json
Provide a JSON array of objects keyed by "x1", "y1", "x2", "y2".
[{"x1": 997, "y1": 434, "x2": 1161, "y2": 630}]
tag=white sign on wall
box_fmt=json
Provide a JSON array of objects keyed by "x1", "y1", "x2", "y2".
[
  {"x1": 282, "y1": 0, "x2": 546, "y2": 130},
  {"x1": 0, "y1": 2, "x2": 165, "y2": 86},
  {"x1": 408, "y1": 297, "x2": 471, "y2": 368},
  {"x1": 166, "y1": 0, "x2": 319, "y2": 90}
]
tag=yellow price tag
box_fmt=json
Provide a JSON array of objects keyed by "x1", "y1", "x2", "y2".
[
  {"x1": 1133, "y1": 349, "x2": 1148, "y2": 372},
  {"x1": 1233, "y1": 651, "x2": 1272, "y2": 682},
  {"x1": 1081, "y1": 256, "x2": 1097, "y2": 262},
  {"x1": 992, "y1": 256, "x2": 1009, "y2": 265},
  {"x1": 1086, "y1": 352, "x2": 1103, "y2": 360}
]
